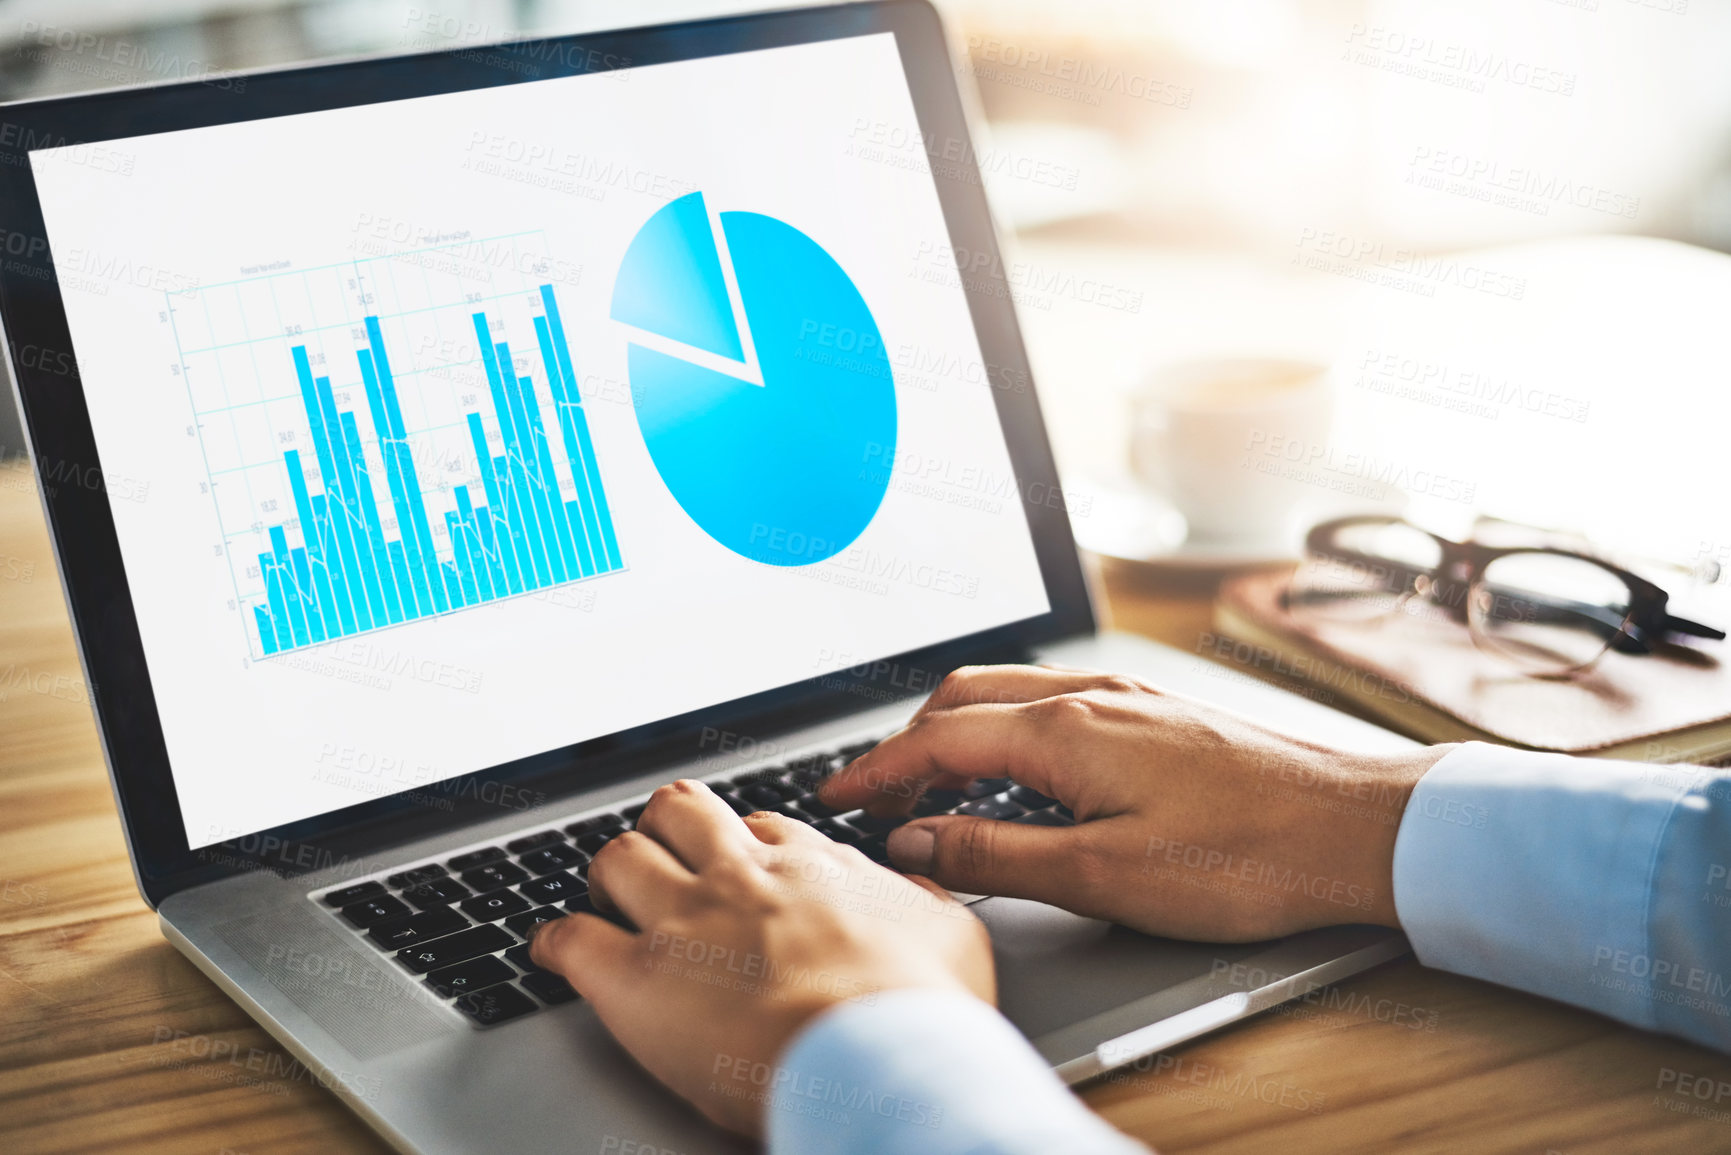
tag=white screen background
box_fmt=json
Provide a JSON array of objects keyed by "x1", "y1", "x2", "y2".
[{"x1": 30, "y1": 34, "x2": 1050, "y2": 847}]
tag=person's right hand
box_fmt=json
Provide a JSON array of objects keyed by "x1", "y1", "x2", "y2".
[
  {"x1": 819, "y1": 664, "x2": 1452, "y2": 942},
  {"x1": 528, "y1": 780, "x2": 992, "y2": 1138}
]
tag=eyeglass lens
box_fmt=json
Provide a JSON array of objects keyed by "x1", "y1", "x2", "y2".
[
  {"x1": 1290, "y1": 520, "x2": 1633, "y2": 675},
  {"x1": 1288, "y1": 521, "x2": 1443, "y2": 622},
  {"x1": 1467, "y1": 552, "x2": 1632, "y2": 675}
]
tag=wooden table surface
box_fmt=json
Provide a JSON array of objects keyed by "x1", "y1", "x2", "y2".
[{"x1": 3, "y1": 460, "x2": 1729, "y2": 1155}]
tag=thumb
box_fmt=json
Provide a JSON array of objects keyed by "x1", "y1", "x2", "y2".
[
  {"x1": 886, "y1": 816, "x2": 1091, "y2": 904},
  {"x1": 529, "y1": 912, "x2": 638, "y2": 1001}
]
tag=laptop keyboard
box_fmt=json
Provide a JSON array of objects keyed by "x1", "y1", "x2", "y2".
[{"x1": 311, "y1": 736, "x2": 1075, "y2": 1027}]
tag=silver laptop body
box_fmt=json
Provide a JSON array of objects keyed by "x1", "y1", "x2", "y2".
[
  {"x1": 159, "y1": 629, "x2": 1413, "y2": 1154},
  {"x1": 0, "y1": 4, "x2": 1417, "y2": 1151}
]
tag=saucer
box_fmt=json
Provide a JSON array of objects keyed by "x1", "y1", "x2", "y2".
[{"x1": 1067, "y1": 475, "x2": 1307, "y2": 569}]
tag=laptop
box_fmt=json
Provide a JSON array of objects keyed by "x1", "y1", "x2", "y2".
[{"x1": 0, "y1": 2, "x2": 1418, "y2": 1150}]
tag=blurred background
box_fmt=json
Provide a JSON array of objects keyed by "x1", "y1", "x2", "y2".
[
  {"x1": 9, "y1": 0, "x2": 1731, "y2": 246},
  {"x1": 4, "y1": 0, "x2": 1731, "y2": 568}
]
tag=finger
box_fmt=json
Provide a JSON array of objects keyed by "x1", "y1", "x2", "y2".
[
  {"x1": 917, "y1": 663, "x2": 1117, "y2": 715},
  {"x1": 740, "y1": 809, "x2": 829, "y2": 847},
  {"x1": 528, "y1": 913, "x2": 637, "y2": 1000},
  {"x1": 585, "y1": 829, "x2": 693, "y2": 926},
  {"x1": 885, "y1": 815, "x2": 1110, "y2": 907},
  {"x1": 821, "y1": 701, "x2": 1063, "y2": 810},
  {"x1": 634, "y1": 780, "x2": 758, "y2": 871},
  {"x1": 886, "y1": 665, "x2": 1117, "y2": 754}
]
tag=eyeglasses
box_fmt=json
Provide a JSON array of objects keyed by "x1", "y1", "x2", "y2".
[{"x1": 1284, "y1": 515, "x2": 1726, "y2": 678}]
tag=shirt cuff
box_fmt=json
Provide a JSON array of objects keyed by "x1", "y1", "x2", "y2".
[
  {"x1": 1391, "y1": 740, "x2": 1689, "y2": 1030},
  {"x1": 766, "y1": 987, "x2": 1149, "y2": 1155}
]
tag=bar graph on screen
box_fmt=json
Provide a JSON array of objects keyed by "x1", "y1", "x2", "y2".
[{"x1": 167, "y1": 231, "x2": 624, "y2": 660}]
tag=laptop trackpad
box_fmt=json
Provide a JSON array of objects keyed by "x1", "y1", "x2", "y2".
[{"x1": 975, "y1": 896, "x2": 1269, "y2": 1055}]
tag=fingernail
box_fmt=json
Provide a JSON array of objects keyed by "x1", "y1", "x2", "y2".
[
  {"x1": 525, "y1": 922, "x2": 547, "y2": 956},
  {"x1": 526, "y1": 916, "x2": 560, "y2": 957},
  {"x1": 887, "y1": 825, "x2": 936, "y2": 874}
]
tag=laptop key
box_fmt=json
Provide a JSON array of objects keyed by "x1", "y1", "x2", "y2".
[
  {"x1": 454, "y1": 982, "x2": 538, "y2": 1027},
  {"x1": 622, "y1": 802, "x2": 648, "y2": 824},
  {"x1": 520, "y1": 871, "x2": 585, "y2": 905},
  {"x1": 913, "y1": 788, "x2": 966, "y2": 817},
  {"x1": 402, "y1": 876, "x2": 472, "y2": 910},
  {"x1": 791, "y1": 793, "x2": 842, "y2": 820},
  {"x1": 847, "y1": 811, "x2": 911, "y2": 835},
  {"x1": 1016, "y1": 808, "x2": 1075, "y2": 827},
  {"x1": 447, "y1": 846, "x2": 507, "y2": 872},
  {"x1": 462, "y1": 861, "x2": 530, "y2": 890},
  {"x1": 575, "y1": 829, "x2": 625, "y2": 856},
  {"x1": 341, "y1": 895, "x2": 412, "y2": 928},
  {"x1": 958, "y1": 797, "x2": 1025, "y2": 822},
  {"x1": 397, "y1": 924, "x2": 514, "y2": 973},
  {"x1": 521, "y1": 970, "x2": 579, "y2": 1005},
  {"x1": 462, "y1": 888, "x2": 532, "y2": 922},
  {"x1": 386, "y1": 863, "x2": 447, "y2": 889},
  {"x1": 520, "y1": 843, "x2": 587, "y2": 874},
  {"x1": 323, "y1": 880, "x2": 387, "y2": 908},
  {"x1": 562, "y1": 890, "x2": 632, "y2": 931},
  {"x1": 777, "y1": 770, "x2": 814, "y2": 794},
  {"x1": 565, "y1": 813, "x2": 626, "y2": 839},
  {"x1": 855, "y1": 834, "x2": 891, "y2": 865},
  {"x1": 1007, "y1": 785, "x2": 1058, "y2": 810},
  {"x1": 740, "y1": 780, "x2": 800, "y2": 805},
  {"x1": 814, "y1": 819, "x2": 862, "y2": 844},
  {"x1": 505, "y1": 906, "x2": 565, "y2": 939},
  {"x1": 504, "y1": 943, "x2": 541, "y2": 973},
  {"x1": 366, "y1": 906, "x2": 469, "y2": 951},
  {"x1": 962, "y1": 777, "x2": 1014, "y2": 800},
  {"x1": 505, "y1": 830, "x2": 565, "y2": 855},
  {"x1": 427, "y1": 954, "x2": 515, "y2": 999},
  {"x1": 737, "y1": 783, "x2": 781, "y2": 809},
  {"x1": 781, "y1": 755, "x2": 836, "y2": 791}
]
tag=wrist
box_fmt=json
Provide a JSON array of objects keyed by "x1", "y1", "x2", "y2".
[{"x1": 1326, "y1": 744, "x2": 1458, "y2": 928}]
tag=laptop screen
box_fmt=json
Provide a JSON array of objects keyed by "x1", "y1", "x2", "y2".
[{"x1": 26, "y1": 32, "x2": 1050, "y2": 849}]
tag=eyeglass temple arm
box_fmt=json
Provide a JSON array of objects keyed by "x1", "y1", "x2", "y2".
[
  {"x1": 1294, "y1": 542, "x2": 1727, "y2": 642},
  {"x1": 1661, "y1": 613, "x2": 1727, "y2": 641},
  {"x1": 1502, "y1": 590, "x2": 1643, "y2": 644},
  {"x1": 1471, "y1": 589, "x2": 1712, "y2": 654}
]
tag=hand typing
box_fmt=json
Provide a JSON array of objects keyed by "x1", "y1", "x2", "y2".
[
  {"x1": 530, "y1": 779, "x2": 993, "y2": 1137},
  {"x1": 820, "y1": 664, "x2": 1451, "y2": 941}
]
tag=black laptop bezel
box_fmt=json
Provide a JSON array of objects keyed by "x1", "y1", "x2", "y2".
[{"x1": 0, "y1": 0, "x2": 1095, "y2": 908}]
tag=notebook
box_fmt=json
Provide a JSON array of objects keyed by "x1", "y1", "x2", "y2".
[{"x1": 1213, "y1": 569, "x2": 1731, "y2": 764}]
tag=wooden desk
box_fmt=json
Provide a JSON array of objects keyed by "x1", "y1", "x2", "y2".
[{"x1": 3, "y1": 463, "x2": 1729, "y2": 1155}]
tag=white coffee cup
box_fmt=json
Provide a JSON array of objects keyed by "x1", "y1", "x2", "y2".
[{"x1": 1130, "y1": 357, "x2": 1334, "y2": 543}]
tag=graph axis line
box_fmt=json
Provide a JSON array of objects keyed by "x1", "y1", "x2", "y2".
[{"x1": 166, "y1": 285, "x2": 252, "y2": 666}]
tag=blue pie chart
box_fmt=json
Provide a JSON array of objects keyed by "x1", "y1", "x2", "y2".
[{"x1": 610, "y1": 192, "x2": 897, "y2": 567}]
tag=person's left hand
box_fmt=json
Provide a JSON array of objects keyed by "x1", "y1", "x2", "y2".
[{"x1": 529, "y1": 779, "x2": 995, "y2": 1137}]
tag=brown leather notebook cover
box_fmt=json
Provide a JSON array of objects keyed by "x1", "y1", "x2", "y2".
[{"x1": 1214, "y1": 569, "x2": 1731, "y2": 762}]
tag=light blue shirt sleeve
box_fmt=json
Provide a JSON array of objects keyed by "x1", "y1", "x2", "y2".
[
  {"x1": 767, "y1": 987, "x2": 1150, "y2": 1154},
  {"x1": 1392, "y1": 741, "x2": 1731, "y2": 1051}
]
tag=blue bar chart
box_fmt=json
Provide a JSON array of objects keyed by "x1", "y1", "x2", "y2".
[{"x1": 169, "y1": 233, "x2": 624, "y2": 658}]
